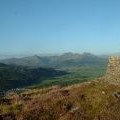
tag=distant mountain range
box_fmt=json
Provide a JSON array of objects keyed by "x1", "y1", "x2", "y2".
[
  {"x1": 0, "y1": 53, "x2": 108, "y2": 69},
  {"x1": 0, "y1": 53, "x2": 109, "y2": 90}
]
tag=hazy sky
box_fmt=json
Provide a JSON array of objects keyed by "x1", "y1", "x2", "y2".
[{"x1": 1, "y1": 0, "x2": 120, "y2": 55}]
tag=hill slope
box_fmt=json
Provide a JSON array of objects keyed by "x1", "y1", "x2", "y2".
[
  {"x1": 0, "y1": 63, "x2": 67, "y2": 90},
  {"x1": 0, "y1": 80, "x2": 120, "y2": 120}
]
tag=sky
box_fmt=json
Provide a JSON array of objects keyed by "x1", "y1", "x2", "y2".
[{"x1": 1, "y1": 0, "x2": 120, "y2": 55}]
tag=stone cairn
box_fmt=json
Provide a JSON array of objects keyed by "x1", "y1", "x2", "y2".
[{"x1": 105, "y1": 56, "x2": 120, "y2": 84}]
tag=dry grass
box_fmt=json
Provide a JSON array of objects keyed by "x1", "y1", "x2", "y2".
[{"x1": 0, "y1": 79, "x2": 120, "y2": 120}]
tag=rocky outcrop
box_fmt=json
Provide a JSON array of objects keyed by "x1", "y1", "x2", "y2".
[{"x1": 105, "y1": 56, "x2": 120, "y2": 84}]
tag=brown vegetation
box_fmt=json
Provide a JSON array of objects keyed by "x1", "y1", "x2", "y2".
[{"x1": 0, "y1": 79, "x2": 120, "y2": 120}]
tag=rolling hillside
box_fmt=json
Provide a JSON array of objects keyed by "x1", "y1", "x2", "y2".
[
  {"x1": 1, "y1": 80, "x2": 120, "y2": 120},
  {"x1": 0, "y1": 63, "x2": 67, "y2": 90}
]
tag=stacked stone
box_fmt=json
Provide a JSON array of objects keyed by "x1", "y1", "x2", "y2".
[{"x1": 105, "y1": 56, "x2": 120, "y2": 84}]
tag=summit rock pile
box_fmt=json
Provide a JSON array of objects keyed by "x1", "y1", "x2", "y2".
[{"x1": 105, "y1": 56, "x2": 120, "y2": 84}]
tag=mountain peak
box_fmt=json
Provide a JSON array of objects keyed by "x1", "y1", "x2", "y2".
[
  {"x1": 33, "y1": 55, "x2": 40, "y2": 58},
  {"x1": 83, "y1": 52, "x2": 93, "y2": 56}
]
